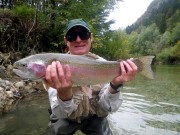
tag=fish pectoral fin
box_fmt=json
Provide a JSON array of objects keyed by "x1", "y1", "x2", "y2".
[{"x1": 42, "y1": 80, "x2": 50, "y2": 91}]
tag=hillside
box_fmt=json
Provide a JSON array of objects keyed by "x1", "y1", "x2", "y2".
[{"x1": 126, "y1": 0, "x2": 179, "y2": 34}]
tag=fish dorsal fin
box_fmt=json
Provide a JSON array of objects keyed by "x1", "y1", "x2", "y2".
[{"x1": 84, "y1": 53, "x2": 99, "y2": 60}]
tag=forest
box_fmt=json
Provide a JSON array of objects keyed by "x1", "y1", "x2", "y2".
[{"x1": 0, "y1": 0, "x2": 179, "y2": 65}]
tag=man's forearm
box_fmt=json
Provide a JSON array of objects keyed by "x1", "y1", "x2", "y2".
[{"x1": 48, "y1": 87, "x2": 77, "y2": 118}]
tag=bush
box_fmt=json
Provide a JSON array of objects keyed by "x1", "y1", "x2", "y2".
[
  {"x1": 12, "y1": 5, "x2": 35, "y2": 19},
  {"x1": 156, "y1": 41, "x2": 180, "y2": 64}
]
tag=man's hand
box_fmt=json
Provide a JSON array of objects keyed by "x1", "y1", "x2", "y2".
[
  {"x1": 45, "y1": 61, "x2": 73, "y2": 101},
  {"x1": 110, "y1": 59, "x2": 138, "y2": 91}
]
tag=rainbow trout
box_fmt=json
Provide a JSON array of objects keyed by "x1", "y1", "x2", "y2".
[{"x1": 13, "y1": 53, "x2": 154, "y2": 85}]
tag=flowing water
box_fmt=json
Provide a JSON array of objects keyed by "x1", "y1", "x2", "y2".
[{"x1": 0, "y1": 65, "x2": 180, "y2": 135}]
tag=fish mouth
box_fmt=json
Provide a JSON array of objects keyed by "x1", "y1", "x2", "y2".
[
  {"x1": 13, "y1": 62, "x2": 28, "y2": 72},
  {"x1": 13, "y1": 68, "x2": 36, "y2": 80},
  {"x1": 13, "y1": 63, "x2": 33, "y2": 79},
  {"x1": 13, "y1": 65, "x2": 19, "y2": 71},
  {"x1": 13, "y1": 65, "x2": 23, "y2": 72},
  {"x1": 13, "y1": 62, "x2": 21, "y2": 70},
  {"x1": 13, "y1": 68, "x2": 29, "y2": 76}
]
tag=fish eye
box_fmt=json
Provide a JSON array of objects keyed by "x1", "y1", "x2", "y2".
[{"x1": 21, "y1": 63, "x2": 27, "y2": 67}]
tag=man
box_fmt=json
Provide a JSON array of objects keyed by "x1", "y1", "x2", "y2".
[{"x1": 46, "y1": 18, "x2": 137, "y2": 135}]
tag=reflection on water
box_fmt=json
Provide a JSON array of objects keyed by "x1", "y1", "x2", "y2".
[{"x1": 0, "y1": 65, "x2": 180, "y2": 135}]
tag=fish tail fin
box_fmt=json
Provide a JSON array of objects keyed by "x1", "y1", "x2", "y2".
[{"x1": 135, "y1": 56, "x2": 155, "y2": 79}]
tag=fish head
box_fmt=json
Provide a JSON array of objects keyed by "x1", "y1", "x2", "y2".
[{"x1": 13, "y1": 59, "x2": 46, "y2": 80}]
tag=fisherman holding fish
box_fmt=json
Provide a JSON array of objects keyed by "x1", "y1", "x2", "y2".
[
  {"x1": 13, "y1": 18, "x2": 154, "y2": 134},
  {"x1": 44, "y1": 18, "x2": 138, "y2": 135}
]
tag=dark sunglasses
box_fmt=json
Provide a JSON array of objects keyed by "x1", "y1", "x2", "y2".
[{"x1": 66, "y1": 30, "x2": 91, "y2": 42}]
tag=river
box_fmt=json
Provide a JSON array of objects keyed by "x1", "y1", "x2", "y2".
[{"x1": 0, "y1": 65, "x2": 180, "y2": 135}]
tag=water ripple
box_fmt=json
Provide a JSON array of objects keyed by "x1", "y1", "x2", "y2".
[{"x1": 109, "y1": 92, "x2": 180, "y2": 135}]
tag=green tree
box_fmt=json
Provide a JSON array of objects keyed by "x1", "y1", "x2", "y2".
[
  {"x1": 135, "y1": 23, "x2": 160, "y2": 55},
  {"x1": 159, "y1": 31, "x2": 171, "y2": 49},
  {"x1": 171, "y1": 23, "x2": 180, "y2": 44},
  {"x1": 167, "y1": 10, "x2": 180, "y2": 31},
  {"x1": 128, "y1": 31, "x2": 138, "y2": 56},
  {"x1": 95, "y1": 29, "x2": 131, "y2": 60},
  {"x1": 155, "y1": 13, "x2": 166, "y2": 33},
  {"x1": 156, "y1": 41, "x2": 180, "y2": 64}
]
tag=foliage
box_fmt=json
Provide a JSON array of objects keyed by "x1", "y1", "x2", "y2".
[
  {"x1": 108, "y1": 30, "x2": 131, "y2": 60},
  {"x1": 166, "y1": 10, "x2": 180, "y2": 32},
  {"x1": 125, "y1": 0, "x2": 180, "y2": 64},
  {"x1": 13, "y1": 4, "x2": 35, "y2": 19},
  {"x1": 156, "y1": 41, "x2": 180, "y2": 64},
  {"x1": 171, "y1": 23, "x2": 180, "y2": 44},
  {"x1": 0, "y1": 6, "x2": 46, "y2": 56},
  {"x1": 93, "y1": 29, "x2": 131, "y2": 60},
  {"x1": 0, "y1": 0, "x2": 121, "y2": 55},
  {"x1": 133, "y1": 24, "x2": 161, "y2": 55}
]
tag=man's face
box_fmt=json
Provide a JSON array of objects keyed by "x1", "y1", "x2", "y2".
[{"x1": 64, "y1": 26, "x2": 92, "y2": 55}]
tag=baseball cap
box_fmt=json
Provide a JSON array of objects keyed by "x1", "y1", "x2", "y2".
[{"x1": 65, "y1": 18, "x2": 90, "y2": 35}]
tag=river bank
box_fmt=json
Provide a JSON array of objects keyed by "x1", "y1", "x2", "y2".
[{"x1": 0, "y1": 66, "x2": 45, "y2": 115}]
